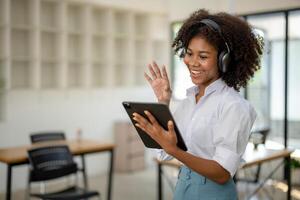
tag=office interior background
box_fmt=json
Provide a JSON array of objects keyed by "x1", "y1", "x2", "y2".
[{"x1": 0, "y1": 0, "x2": 300, "y2": 199}]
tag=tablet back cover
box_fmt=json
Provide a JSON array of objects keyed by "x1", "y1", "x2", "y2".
[{"x1": 122, "y1": 101, "x2": 187, "y2": 151}]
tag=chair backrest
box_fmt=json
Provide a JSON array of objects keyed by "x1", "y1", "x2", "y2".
[
  {"x1": 30, "y1": 132, "x2": 66, "y2": 143},
  {"x1": 28, "y1": 145, "x2": 78, "y2": 182},
  {"x1": 250, "y1": 128, "x2": 270, "y2": 149}
]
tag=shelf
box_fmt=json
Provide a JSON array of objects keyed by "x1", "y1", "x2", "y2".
[
  {"x1": 114, "y1": 11, "x2": 130, "y2": 35},
  {"x1": 11, "y1": 25, "x2": 31, "y2": 31},
  {"x1": 114, "y1": 33, "x2": 129, "y2": 39},
  {"x1": 135, "y1": 35, "x2": 147, "y2": 41},
  {"x1": 67, "y1": 62, "x2": 83, "y2": 88},
  {"x1": 115, "y1": 38, "x2": 130, "y2": 64},
  {"x1": 92, "y1": 32, "x2": 108, "y2": 37},
  {"x1": 92, "y1": 59, "x2": 106, "y2": 65},
  {"x1": 41, "y1": 32, "x2": 58, "y2": 61},
  {"x1": 67, "y1": 4, "x2": 83, "y2": 34},
  {"x1": 41, "y1": 57, "x2": 58, "y2": 63},
  {"x1": 92, "y1": 36, "x2": 107, "y2": 61},
  {"x1": 0, "y1": 0, "x2": 5, "y2": 26},
  {"x1": 40, "y1": 26, "x2": 59, "y2": 33},
  {"x1": 92, "y1": 8, "x2": 108, "y2": 35},
  {"x1": 0, "y1": 60, "x2": 5, "y2": 86},
  {"x1": 67, "y1": 31, "x2": 83, "y2": 36},
  {"x1": 0, "y1": 90, "x2": 5, "y2": 121},
  {"x1": 114, "y1": 63, "x2": 128, "y2": 86},
  {"x1": 68, "y1": 34, "x2": 83, "y2": 61},
  {"x1": 11, "y1": 29, "x2": 30, "y2": 58},
  {"x1": 11, "y1": 0, "x2": 30, "y2": 28},
  {"x1": 41, "y1": 61, "x2": 58, "y2": 88},
  {"x1": 11, "y1": 60, "x2": 31, "y2": 89},
  {"x1": 11, "y1": 57, "x2": 31, "y2": 62},
  {"x1": 92, "y1": 64, "x2": 106, "y2": 87},
  {"x1": 135, "y1": 62, "x2": 147, "y2": 85},
  {"x1": 135, "y1": 40, "x2": 147, "y2": 61},
  {"x1": 0, "y1": 28, "x2": 5, "y2": 58},
  {"x1": 134, "y1": 14, "x2": 148, "y2": 37},
  {"x1": 40, "y1": 0, "x2": 58, "y2": 30}
]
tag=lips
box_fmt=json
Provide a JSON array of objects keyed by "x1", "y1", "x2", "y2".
[
  {"x1": 190, "y1": 69, "x2": 203, "y2": 77},
  {"x1": 191, "y1": 70, "x2": 201, "y2": 75}
]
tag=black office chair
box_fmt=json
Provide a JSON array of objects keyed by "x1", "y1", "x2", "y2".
[
  {"x1": 30, "y1": 132, "x2": 89, "y2": 188},
  {"x1": 30, "y1": 132, "x2": 66, "y2": 143},
  {"x1": 27, "y1": 145, "x2": 100, "y2": 200}
]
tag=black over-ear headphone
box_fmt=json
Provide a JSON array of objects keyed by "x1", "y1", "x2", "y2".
[{"x1": 199, "y1": 19, "x2": 231, "y2": 73}]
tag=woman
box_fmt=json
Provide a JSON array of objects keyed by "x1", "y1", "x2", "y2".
[{"x1": 133, "y1": 9, "x2": 263, "y2": 199}]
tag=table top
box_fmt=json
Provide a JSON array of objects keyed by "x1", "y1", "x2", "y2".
[
  {"x1": 241, "y1": 145, "x2": 293, "y2": 168},
  {"x1": 155, "y1": 145, "x2": 294, "y2": 169},
  {"x1": 0, "y1": 139, "x2": 115, "y2": 165}
]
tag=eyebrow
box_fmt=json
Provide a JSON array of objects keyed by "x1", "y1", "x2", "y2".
[{"x1": 187, "y1": 48, "x2": 211, "y2": 54}]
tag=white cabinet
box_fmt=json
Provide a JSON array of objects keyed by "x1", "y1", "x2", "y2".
[{"x1": 0, "y1": 0, "x2": 170, "y2": 90}]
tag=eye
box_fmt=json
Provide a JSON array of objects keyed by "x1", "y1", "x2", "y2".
[
  {"x1": 199, "y1": 55, "x2": 207, "y2": 59},
  {"x1": 186, "y1": 52, "x2": 192, "y2": 56}
]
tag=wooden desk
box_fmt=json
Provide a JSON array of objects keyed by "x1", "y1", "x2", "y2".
[
  {"x1": 156, "y1": 146, "x2": 293, "y2": 200},
  {"x1": 0, "y1": 139, "x2": 115, "y2": 200}
]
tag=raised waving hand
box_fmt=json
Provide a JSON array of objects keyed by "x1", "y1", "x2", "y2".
[{"x1": 144, "y1": 61, "x2": 172, "y2": 106}]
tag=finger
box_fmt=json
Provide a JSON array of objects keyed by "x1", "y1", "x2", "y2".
[
  {"x1": 144, "y1": 110, "x2": 159, "y2": 127},
  {"x1": 133, "y1": 113, "x2": 151, "y2": 129},
  {"x1": 144, "y1": 72, "x2": 152, "y2": 84},
  {"x1": 148, "y1": 64, "x2": 157, "y2": 79},
  {"x1": 135, "y1": 123, "x2": 156, "y2": 140},
  {"x1": 152, "y1": 61, "x2": 162, "y2": 78},
  {"x1": 135, "y1": 123, "x2": 145, "y2": 132},
  {"x1": 167, "y1": 120, "x2": 175, "y2": 134},
  {"x1": 162, "y1": 65, "x2": 170, "y2": 84}
]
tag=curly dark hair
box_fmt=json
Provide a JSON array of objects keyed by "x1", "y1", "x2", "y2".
[{"x1": 172, "y1": 9, "x2": 264, "y2": 91}]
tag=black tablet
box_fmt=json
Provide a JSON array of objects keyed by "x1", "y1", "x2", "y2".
[{"x1": 122, "y1": 101, "x2": 187, "y2": 151}]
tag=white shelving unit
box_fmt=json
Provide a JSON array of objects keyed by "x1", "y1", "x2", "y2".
[
  {"x1": 0, "y1": 28, "x2": 5, "y2": 59},
  {"x1": 0, "y1": 90, "x2": 4, "y2": 121},
  {"x1": 0, "y1": 0, "x2": 169, "y2": 90}
]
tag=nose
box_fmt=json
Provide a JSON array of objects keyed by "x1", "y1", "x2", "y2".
[{"x1": 187, "y1": 55, "x2": 200, "y2": 67}]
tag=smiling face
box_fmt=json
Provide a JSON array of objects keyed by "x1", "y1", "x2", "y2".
[{"x1": 183, "y1": 36, "x2": 220, "y2": 90}]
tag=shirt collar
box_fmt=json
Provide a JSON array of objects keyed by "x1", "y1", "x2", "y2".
[{"x1": 186, "y1": 78, "x2": 226, "y2": 97}]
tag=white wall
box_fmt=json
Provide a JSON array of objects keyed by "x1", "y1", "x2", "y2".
[{"x1": 0, "y1": 87, "x2": 157, "y2": 192}]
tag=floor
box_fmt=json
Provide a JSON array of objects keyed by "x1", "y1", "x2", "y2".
[{"x1": 0, "y1": 165, "x2": 297, "y2": 200}]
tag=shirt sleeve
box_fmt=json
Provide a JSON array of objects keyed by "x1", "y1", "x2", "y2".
[{"x1": 212, "y1": 101, "x2": 256, "y2": 177}]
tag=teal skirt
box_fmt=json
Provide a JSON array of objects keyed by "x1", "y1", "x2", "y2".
[{"x1": 174, "y1": 166, "x2": 237, "y2": 200}]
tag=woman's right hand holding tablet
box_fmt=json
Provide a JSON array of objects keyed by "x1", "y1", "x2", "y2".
[{"x1": 144, "y1": 61, "x2": 172, "y2": 106}]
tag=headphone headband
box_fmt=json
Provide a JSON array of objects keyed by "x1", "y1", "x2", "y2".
[{"x1": 199, "y1": 19, "x2": 230, "y2": 53}]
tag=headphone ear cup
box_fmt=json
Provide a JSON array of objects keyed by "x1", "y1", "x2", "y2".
[{"x1": 218, "y1": 51, "x2": 230, "y2": 73}]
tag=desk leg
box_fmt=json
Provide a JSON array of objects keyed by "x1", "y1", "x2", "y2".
[
  {"x1": 80, "y1": 155, "x2": 88, "y2": 189},
  {"x1": 158, "y1": 163, "x2": 162, "y2": 200},
  {"x1": 107, "y1": 149, "x2": 114, "y2": 200},
  {"x1": 6, "y1": 164, "x2": 12, "y2": 200},
  {"x1": 287, "y1": 156, "x2": 291, "y2": 200}
]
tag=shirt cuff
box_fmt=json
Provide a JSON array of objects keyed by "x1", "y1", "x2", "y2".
[
  {"x1": 154, "y1": 149, "x2": 173, "y2": 161},
  {"x1": 212, "y1": 146, "x2": 240, "y2": 177}
]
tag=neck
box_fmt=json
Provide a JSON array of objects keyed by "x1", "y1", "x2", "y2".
[{"x1": 195, "y1": 89, "x2": 204, "y2": 103}]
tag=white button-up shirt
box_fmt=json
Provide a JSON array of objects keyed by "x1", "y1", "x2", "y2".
[{"x1": 157, "y1": 78, "x2": 257, "y2": 177}]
